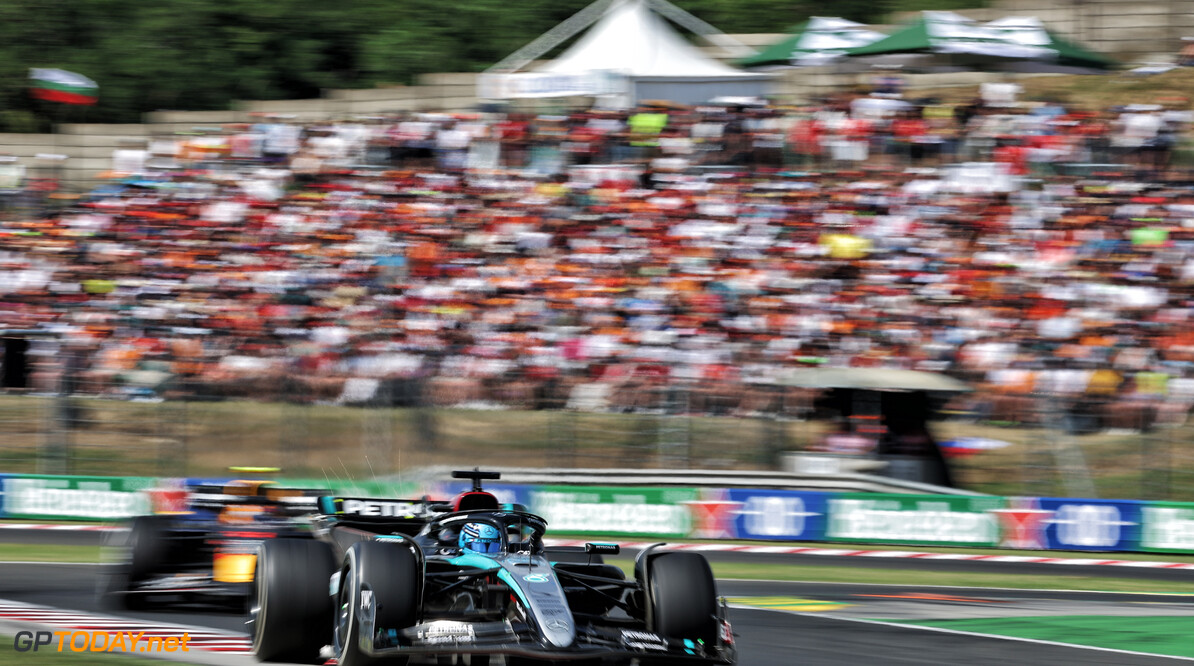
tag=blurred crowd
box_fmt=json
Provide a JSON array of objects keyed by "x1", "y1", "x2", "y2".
[{"x1": 4, "y1": 87, "x2": 1194, "y2": 438}]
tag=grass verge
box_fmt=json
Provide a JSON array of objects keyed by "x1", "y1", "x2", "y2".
[
  {"x1": 0, "y1": 544, "x2": 102, "y2": 563},
  {"x1": 889, "y1": 616, "x2": 1194, "y2": 659}
]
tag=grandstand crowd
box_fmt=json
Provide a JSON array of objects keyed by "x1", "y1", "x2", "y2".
[{"x1": 4, "y1": 88, "x2": 1194, "y2": 437}]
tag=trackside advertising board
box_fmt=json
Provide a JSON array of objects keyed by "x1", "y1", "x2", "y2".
[
  {"x1": 826, "y1": 493, "x2": 1005, "y2": 547},
  {"x1": 1, "y1": 475, "x2": 154, "y2": 520},
  {"x1": 528, "y1": 486, "x2": 698, "y2": 538},
  {"x1": 11, "y1": 472, "x2": 1194, "y2": 557},
  {"x1": 1139, "y1": 501, "x2": 1194, "y2": 553},
  {"x1": 726, "y1": 488, "x2": 829, "y2": 541},
  {"x1": 1038, "y1": 498, "x2": 1142, "y2": 552}
]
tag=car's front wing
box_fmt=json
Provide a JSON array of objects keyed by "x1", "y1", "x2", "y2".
[{"x1": 358, "y1": 616, "x2": 736, "y2": 663}]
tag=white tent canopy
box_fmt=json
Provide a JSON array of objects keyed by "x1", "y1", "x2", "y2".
[
  {"x1": 482, "y1": 0, "x2": 769, "y2": 106},
  {"x1": 540, "y1": 0, "x2": 749, "y2": 78}
]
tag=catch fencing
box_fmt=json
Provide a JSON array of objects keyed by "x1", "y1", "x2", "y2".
[{"x1": 2, "y1": 355, "x2": 1194, "y2": 501}]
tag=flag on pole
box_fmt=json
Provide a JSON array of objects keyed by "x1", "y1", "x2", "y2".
[{"x1": 29, "y1": 68, "x2": 98, "y2": 105}]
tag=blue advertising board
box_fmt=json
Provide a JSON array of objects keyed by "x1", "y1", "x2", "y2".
[
  {"x1": 1039, "y1": 498, "x2": 1141, "y2": 551},
  {"x1": 727, "y1": 488, "x2": 829, "y2": 542}
]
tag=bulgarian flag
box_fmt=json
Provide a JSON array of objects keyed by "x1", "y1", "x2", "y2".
[{"x1": 29, "y1": 68, "x2": 98, "y2": 105}]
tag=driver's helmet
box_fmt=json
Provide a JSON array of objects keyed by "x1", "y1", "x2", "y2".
[{"x1": 459, "y1": 522, "x2": 502, "y2": 554}]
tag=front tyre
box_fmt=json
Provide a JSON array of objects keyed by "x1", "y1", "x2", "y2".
[
  {"x1": 646, "y1": 552, "x2": 718, "y2": 645},
  {"x1": 251, "y1": 538, "x2": 336, "y2": 663},
  {"x1": 335, "y1": 541, "x2": 420, "y2": 666}
]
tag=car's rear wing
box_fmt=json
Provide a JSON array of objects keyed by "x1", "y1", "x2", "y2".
[{"x1": 187, "y1": 483, "x2": 322, "y2": 515}]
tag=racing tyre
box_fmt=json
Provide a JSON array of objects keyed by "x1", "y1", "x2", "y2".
[
  {"x1": 99, "y1": 515, "x2": 169, "y2": 611},
  {"x1": 251, "y1": 538, "x2": 337, "y2": 663},
  {"x1": 336, "y1": 541, "x2": 420, "y2": 666},
  {"x1": 645, "y1": 552, "x2": 718, "y2": 646},
  {"x1": 126, "y1": 514, "x2": 170, "y2": 584}
]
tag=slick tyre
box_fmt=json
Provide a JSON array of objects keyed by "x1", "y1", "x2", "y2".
[
  {"x1": 251, "y1": 538, "x2": 337, "y2": 663},
  {"x1": 646, "y1": 552, "x2": 718, "y2": 645},
  {"x1": 335, "y1": 541, "x2": 420, "y2": 666},
  {"x1": 126, "y1": 515, "x2": 170, "y2": 585},
  {"x1": 100, "y1": 515, "x2": 169, "y2": 611}
]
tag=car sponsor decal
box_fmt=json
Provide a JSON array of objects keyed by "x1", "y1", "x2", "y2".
[
  {"x1": 620, "y1": 630, "x2": 667, "y2": 651},
  {"x1": 416, "y1": 621, "x2": 475, "y2": 645},
  {"x1": 334, "y1": 498, "x2": 422, "y2": 518}
]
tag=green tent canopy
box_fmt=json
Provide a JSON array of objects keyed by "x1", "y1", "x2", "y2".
[
  {"x1": 1046, "y1": 29, "x2": 1117, "y2": 69},
  {"x1": 845, "y1": 11, "x2": 1116, "y2": 71},
  {"x1": 738, "y1": 17, "x2": 886, "y2": 68},
  {"x1": 847, "y1": 11, "x2": 1056, "y2": 60}
]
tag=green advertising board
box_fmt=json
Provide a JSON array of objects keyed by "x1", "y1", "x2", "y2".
[
  {"x1": 1139, "y1": 502, "x2": 1194, "y2": 553},
  {"x1": 1, "y1": 475, "x2": 156, "y2": 520},
  {"x1": 826, "y1": 493, "x2": 1006, "y2": 547},
  {"x1": 528, "y1": 485, "x2": 699, "y2": 538}
]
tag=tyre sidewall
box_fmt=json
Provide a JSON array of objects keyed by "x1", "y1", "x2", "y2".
[
  {"x1": 646, "y1": 552, "x2": 718, "y2": 644},
  {"x1": 252, "y1": 538, "x2": 336, "y2": 663},
  {"x1": 336, "y1": 541, "x2": 419, "y2": 666}
]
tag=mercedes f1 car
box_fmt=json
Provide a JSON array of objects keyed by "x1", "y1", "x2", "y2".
[
  {"x1": 251, "y1": 470, "x2": 735, "y2": 665},
  {"x1": 100, "y1": 476, "x2": 322, "y2": 610}
]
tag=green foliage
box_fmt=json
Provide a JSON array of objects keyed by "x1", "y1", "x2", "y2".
[
  {"x1": 888, "y1": 0, "x2": 988, "y2": 13},
  {"x1": 0, "y1": 0, "x2": 986, "y2": 130}
]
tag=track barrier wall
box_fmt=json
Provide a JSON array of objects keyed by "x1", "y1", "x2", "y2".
[{"x1": 6, "y1": 475, "x2": 1194, "y2": 555}]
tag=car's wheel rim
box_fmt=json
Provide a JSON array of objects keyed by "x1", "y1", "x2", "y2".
[
  {"x1": 249, "y1": 556, "x2": 265, "y2": 650},
  {"x1": 335, "y1": 568, "x2": 352, "y2": 657}
]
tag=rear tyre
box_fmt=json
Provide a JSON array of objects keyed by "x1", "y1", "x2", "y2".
[
  {"x1": 251, "y1": 538, "x2": 337, "y2": 663},
  {"x1": 99, "y1": 515, "x2": 169, "y2": 611},
  {"x1": 645, "y1": 552, "x2": 718, "y2": 646},
  {"x1": 335, "y1": 541, "x2": 420, "y2": 666}
]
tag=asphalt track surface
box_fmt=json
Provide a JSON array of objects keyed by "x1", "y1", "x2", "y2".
[{"x1": 2, "y1": 529, "x2": 1194, "y2": 664}]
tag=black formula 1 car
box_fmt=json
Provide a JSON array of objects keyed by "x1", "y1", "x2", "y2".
[
  {"x1": 251, "y1": 470, "x2": 735, "y2": 665},
  {"x1": 99, "y1": 478, "x2": 322, "y2": 610}
]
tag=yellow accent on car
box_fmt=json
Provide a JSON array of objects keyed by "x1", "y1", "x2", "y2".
[{"x1": 213, "y1": 552, "x2": 257, "y2": 583}]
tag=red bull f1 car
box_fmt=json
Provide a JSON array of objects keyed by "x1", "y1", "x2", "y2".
[
  {"x1": 250, "y1": 469, "x2": 735, "y2": 665},
  {"x1": 100, "y1": 476, "x2": 322, "y2": 610}
]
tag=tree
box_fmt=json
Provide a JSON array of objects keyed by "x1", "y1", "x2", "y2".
[{"x1": 0, "y1": 0, "x2": 904, "y2": 130}]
